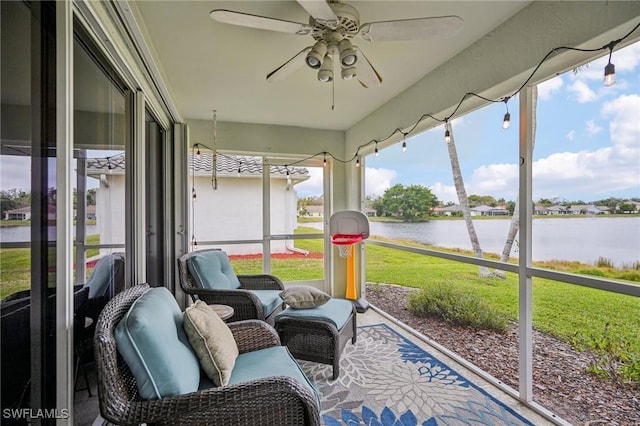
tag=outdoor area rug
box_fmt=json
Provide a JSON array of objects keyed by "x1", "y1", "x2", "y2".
[{"x1": 299, "y1": 323, "x2": 534, "y2": 426}]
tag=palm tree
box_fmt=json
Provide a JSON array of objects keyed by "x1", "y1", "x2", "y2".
[
  {"x1": 445, "y1": 121, "x2": 492, "y2": 277},
  {"x1": 494, "y1": 86, "x2": 538, "y2": 279}
]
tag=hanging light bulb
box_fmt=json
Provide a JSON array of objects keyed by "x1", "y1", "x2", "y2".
[
  {"x1": 286, "y1": 167, "x2": 291, "y2": 185},
  {"x1": 107, "y1": 158, "x2": 113, "y2": 174},
  {"x1": 192, "y1": 187, "x2": 197, "y2": 201},
  {"x1": 355, "y1": 157, "x2": 360, "y2": 167},
  {"x1": 603, "y1": 44, "x2": 616, "y2": 87},
  {"x1": 374, "y1": 143, "x2": 379, "y2": 157},
  {"x1": 502, "y1": 112, "x2": 511, "y2": 130},
  {"x1": 604, "y1": 62, "x2": 616, "y2": 87},
  {"x1": 502, "y1": 98, "x2": 511, "y2": 130},
  {"x1": 444, "y1": 129, "x2": 451, "y2": 143},
  {"x1": 401, "y1": 141, "x2": 407, "y2": 152},
  {"x1": 196, "y1": 146, "x2": 201, "y2": 160},
  {"x1": 323, "y1": 153, "x2": 327, "y2": 167}
]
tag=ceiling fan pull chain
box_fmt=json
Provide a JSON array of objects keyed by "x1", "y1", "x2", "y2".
[{"x1": 332, "y1": 73, "x2": 335, "y2": 110}]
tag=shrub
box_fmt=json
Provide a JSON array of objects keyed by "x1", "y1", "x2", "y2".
[
  {"x1": 595, "y1": 256, "x2": 614, "y2": 268},
  {"x1": 571, "y1": 323, "x2": 640, "y2": 387},
  {"x1": 407, "y1": 281, "x2": 508, "y2": 333}
]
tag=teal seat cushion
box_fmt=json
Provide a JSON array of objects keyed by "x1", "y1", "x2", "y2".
[
  {"x1": 187, "y1": 250, "x2": 241, "y2": 290},
  {"x1": 249, "y1": 289, "x2": 283, "y2": 317},
  {"x1": 114, "y1": 287, "x2": 200, "y2": 400},
  {"x1": 229, "y1": 346, "x2": 320, "y2": 409},
  {"x1": 275, "y1": 298, "x2": 353, "y2": 330}
]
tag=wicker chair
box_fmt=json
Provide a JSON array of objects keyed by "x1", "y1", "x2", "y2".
[
  {"x1": 94, "y1": 284, "x2": 320, "y2": 426},
  {"x1": 178, "y1": 249, "x2": 285, "y2": 325}
]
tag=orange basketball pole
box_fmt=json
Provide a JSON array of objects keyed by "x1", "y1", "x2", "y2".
[{"x1": 345, "y1": 244, "x2": 357, "y2": 300}]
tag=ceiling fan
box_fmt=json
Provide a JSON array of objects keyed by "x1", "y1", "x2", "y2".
[{"x1": 210, "y1": 0, "x2": 463, "y2": 88}]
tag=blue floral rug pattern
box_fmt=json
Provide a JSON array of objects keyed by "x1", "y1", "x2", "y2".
[{"x1": 299, "y1": 323, "x2": 534, "y2": 426}]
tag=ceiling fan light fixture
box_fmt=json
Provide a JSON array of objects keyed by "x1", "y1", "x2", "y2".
[
  {"x1": 341, "y1": 66, "x2": 357, "y2": 80},
  {"x1": 318, "y1": 54, "x2": 333, "y2": 82},
  {"x1": 306, "y1": 41, "x2": 327, "y2": 69},
  {"x1": 338, "y1": 39, "x2": 358, "y2": 67}
]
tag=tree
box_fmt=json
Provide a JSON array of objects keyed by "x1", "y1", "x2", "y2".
[
  {"x1": 444, "y1": 121, "x2": 491, "y2": 277},
  {"x1": 468, "y1": 194, "x2": 498, "y2": 207},
  {"x1": 379, "y1": 184, "x2": 438, "y2": 221},
  {"x1": 619, "y1": 202, "x2": 637, "y2": 213},
  {"x1": 0, "y1": 188, "x2": 30, "y2": 216}
]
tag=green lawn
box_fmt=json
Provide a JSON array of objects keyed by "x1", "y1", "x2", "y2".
[{"x1": 0, "y1": 234, "x2": 101, "y2": 299}]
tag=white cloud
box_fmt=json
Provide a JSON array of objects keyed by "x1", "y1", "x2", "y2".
[
  {"x1": 601, "y1": 94, "x2": 640, "y2": 151},
  {"x1": 585, "y1": 119, "x2": 603, "y2": 137},
  {"x1": 566, "y1": 130, "x2": 576, "y2": 141},
  {"x1": 430, "y1": 182, "x2": 458, "y2": 204},
  {"x1": 568, "y1": 80, "x2": 597, "y2": 103},
  {"x1": 465, "y1": 93, "x2": 640, "y2": 200},
  {"x1": 365, "y1": 167, "x2": 397, "y2": 197},
  {"x1": 470, "y1": 163, "x2": 519, "y2": 195},
  {"x1": 294, "y1": 167, "x2": 323, "y2": 197},
  {"x1": 538, "y1": 76, "x2": 563, "y2": 100}
]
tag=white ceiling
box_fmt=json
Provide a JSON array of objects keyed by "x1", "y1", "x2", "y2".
[{"x1": 133, "y1": 1, "x2": 531, "y2": 130}]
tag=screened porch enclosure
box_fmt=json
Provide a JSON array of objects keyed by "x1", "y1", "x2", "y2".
[{"x1": 1, "y1": 1, "x2": 639, "y2": 424}]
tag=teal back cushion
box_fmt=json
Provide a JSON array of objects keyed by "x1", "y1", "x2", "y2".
[
  {"x1": 114, "y1": 287, "x2": 200, "y2": 400},
  {"x1": 187, "y1": 251, "x2": 241, "y2": 290},
  {"x1": 85, "y1": 253, "x2": 124, "y2": 298}
]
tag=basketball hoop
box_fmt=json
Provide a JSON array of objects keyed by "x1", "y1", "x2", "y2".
[{"x1": 332, "y1": 234, "x2": 363, "y2": 258}]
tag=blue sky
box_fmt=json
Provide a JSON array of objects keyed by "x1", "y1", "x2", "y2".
[{"x1": 297, "y1": 41, "x2": 640, "y2": 204}]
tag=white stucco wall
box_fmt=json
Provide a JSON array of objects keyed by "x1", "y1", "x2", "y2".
[
  {"x1": 191, "y1": 174, "x2": 300, "y2": 255},
  {"x1": 94, "y1": 173, "x2": 126, "y2": 255}
]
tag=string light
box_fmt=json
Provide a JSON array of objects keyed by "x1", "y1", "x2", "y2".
[
  {"x1": 286, "y1": 167, "x2": 291, "y2": 185},
  {"x1": 444, "y1": 120, "x2": 451, "y2": 143},
  {"x1": 237, "y1": 161, "x2": 242, "y2": 176},
  {"x1": 190, "y1": 25, "x2": 636, "y2": 171},
  {"x1": 323, "y1": 152, "x2": 327, "y2": 166},
  {"x1": 502, "y1": 98, "x2": 511, "y2": 130},
  {"x1": 192, "y1": 187, "x2": 197, "y2": 201},
  {"x1": 604, "y1": 43, "x2": 616, "y2": 86},
  {"x1": 196, "y1": 147, "x2": 201, "y2": 160},
  {"x1": 374, "y1": 142, "x2": 379, "y2": 157}
]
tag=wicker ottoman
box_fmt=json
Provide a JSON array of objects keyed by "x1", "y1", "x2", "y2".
[{"x1": 274, "y1": 299, "x2": 357, "y2": 380}]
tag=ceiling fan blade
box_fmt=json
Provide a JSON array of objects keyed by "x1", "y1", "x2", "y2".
[
  {"x1": 266, "y1": 47, "x2": 312, "y2": 83},
  {"x1": 210, "y1": 9, "x2": 312, "y2": 35},
  {"x1": 358, "y1": 16, "x2": 463, "y2": 42},
  {"x1": 296, "y1": 0, "x2": 338, "y2": 27},
  {"x1": 355, "y1": 47, "x2": 382, "y2": 88}
]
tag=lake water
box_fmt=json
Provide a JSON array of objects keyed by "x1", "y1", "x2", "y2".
[
  {"x1": 0, "y1": 225, "x2": 99, "y2": 242},
  {"x1": 3, "y1": 218, "x2": 638, "y2": 267},
  {"x1": 306, "y1": 217, "x2": 640, "y2": 268}
]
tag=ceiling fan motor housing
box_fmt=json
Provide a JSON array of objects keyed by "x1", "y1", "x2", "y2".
[{"x1": 309, "y1": 2, "x2": 360, "y2": 42}]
